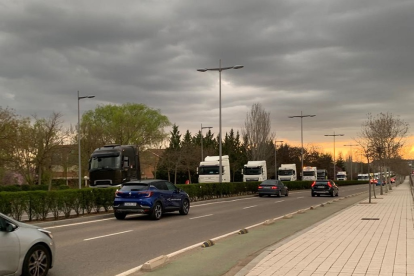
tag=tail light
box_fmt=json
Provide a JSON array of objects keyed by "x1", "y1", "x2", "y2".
[
  {"x1": 311, "y1": 182, "x2": 316, "y2": 187},
  {"x1": 138, "y1": 191, "x2": 153, "y2": 197},
  {"x1": 258, "y1": 186, "x2": 263, "y2": 189},
  {"x1": 271, "y1": 186, "x2": 278, "y2": 189},
  {"x1": 327, "y1": 182, "x2": 332, "y2": 188}
]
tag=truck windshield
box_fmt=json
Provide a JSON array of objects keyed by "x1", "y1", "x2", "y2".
[
  {"x1": 278, "y1": 170, "x2": 293, "y2": 176},
  {"x1": 244, "y1": 167, "x2": 261, "y2": 175},
  {"x1": 90, "y1": 156, "x2": 121, "y2": 170},
  {"x1": 199, "y1": 166, "x2": 221, "y2": 175},
  {"x1": 317, "y1": 172, "x2": 326, "y2": 177},
  {"x1": 303, "y1": 171, "x2": 315, "y2": 176}
]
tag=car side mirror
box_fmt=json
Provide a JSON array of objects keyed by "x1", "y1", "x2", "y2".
[{"x1": 6, "y1": 223, "x2": 16, "y2": 232}]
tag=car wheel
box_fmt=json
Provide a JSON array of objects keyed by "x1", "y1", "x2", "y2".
[
  {"x1": 311, "y1": 193, "x2": 315, "y2": 197},
  {"x1": 285, "y1": 190, "x2": 289, "y2": 197},
  {"x1": 258, "y1": 194, "x2": 264, "y2": 197},
  {"x1": 179, "y1": 199, "x2": 190, "y2": 215},
  {"x1": 150, "y1": 202, "x2": 163, "y2": 220},
  {"x1": 335, "y1": 191, "x2": 339, "y2": 197},
  {"x1": 115, "y1": 212, "x2": 126, "y2": 220},
  {"x1": 22, "y1": 244, "x2": 51, "y2": 276},
  {"x1": 331, "y1": 191, "x2": 334, "y2": 197},
  {"x1": 277, "y1": 190, "x2": 281, "y2": 197}
]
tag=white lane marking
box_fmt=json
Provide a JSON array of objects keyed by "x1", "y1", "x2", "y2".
[
  {"x1": 84, "y1": 230, "x2": 133, "y2": 241},
  {"x1": 190, "y1": 214, "x2": 213, "y2": 220},
  {"x1": 192, "y1": 197, "x2": 255, "y2": 207},
  {"x1": 275, "y1": 200, "x2": 284, "y2": 203},
  {"x1": 243, "y1": 205, "x2": 257, "y2": 209},
  {"x1": 44, "y1": 218, "x2": 114, "y2": 229},
  {"x1": 296, "y1": 197, "x2": 304, "y2": 199}
]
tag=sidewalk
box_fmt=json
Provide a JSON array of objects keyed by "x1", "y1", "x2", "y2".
[{"x1": 237, "y1": 181, "x2": 414, "y2": 276}]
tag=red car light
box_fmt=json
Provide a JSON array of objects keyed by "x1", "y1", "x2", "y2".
[
  {"x1": 311, "y1": 182, "x2": 316, "y2": 187},
  {"x1": 258, "y1": 186, "x2": 263, "y2": 189},
  {"x1": 327, "y1": 182, "x2": 332, "y2": 188},
  {"x1": 271, "y1": 186, "x2": 277, "y2": 189},
  {"x1": 138, "y1": 191, "x2": 153, "y2": 197}
]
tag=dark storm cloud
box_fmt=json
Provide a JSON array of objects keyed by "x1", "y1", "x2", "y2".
[{"x1": 0, "y1": 0, "x2": 413, "y2": 148}]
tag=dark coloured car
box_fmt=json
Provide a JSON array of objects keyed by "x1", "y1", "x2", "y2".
[
  {"x1": 113, "y1": 179, "x2": 190, "y2": 220},
  {"x1": 258, "y1": 179, "x2": 289, "y2": 197},
  {"x1": 311, "y1": 179, "x2": 339, "y2": 197}
]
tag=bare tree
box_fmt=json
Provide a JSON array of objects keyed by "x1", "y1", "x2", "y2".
[
  {"x1": 355, "y1": 112, "x2": 409, "y2": 197},
  {"x1": 242, "y1": 103, "x2": 274, "y2": 161}
]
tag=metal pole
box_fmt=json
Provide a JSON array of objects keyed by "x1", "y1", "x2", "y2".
[
  {"x1": 201, "y1": 123, "x2": 204, "y2": 161},
  {"x1": 77, "y1": 91, "x2": 81, "y2": 189},
  {"x1": 324, "y1": 132, "x2": 344, "y2": 181},
  {"x1": 274, "y1": 140, "x2": 283, "y2": 179},
  {"x1": 300, "y1": 112, "x2": 304, "y2": 180},
  {"x1": 219, "y1": 59, "x2": 222, "y2": 184}
]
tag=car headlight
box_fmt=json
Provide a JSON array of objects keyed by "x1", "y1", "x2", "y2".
[{"x1": 38, "y1": 228, "x2": 53, "y2": 240}]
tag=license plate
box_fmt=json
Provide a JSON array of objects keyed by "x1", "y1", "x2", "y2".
[
  {"x1": 124, "y1": 202, "x2": 137, "y2": 206},
  {"x1": 318, "y1": 186, "x2": 325, "y2": 188}
]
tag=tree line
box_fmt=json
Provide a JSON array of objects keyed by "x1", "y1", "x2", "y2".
[{"x1": 0, "y1": 103, "x2": 411, "y2": 187}]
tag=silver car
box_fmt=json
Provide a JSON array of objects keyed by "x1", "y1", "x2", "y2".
[{"x1": 0, "y1": 212, "x2": 55, "y2": 276}]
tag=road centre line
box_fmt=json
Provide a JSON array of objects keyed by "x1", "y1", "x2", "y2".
[
  {"x1": 243, "y1": 205, "x2": 257, "y2": 209},
  {"x1": 190, "y1": 214, "x2": 213, "y2": 220},
  {"x1": 84, "y1": 230, "x2": 133, "y2": 241},
  {"x1": 296, "y1": 197, "x2": 304, "y2": 199},
  {"x1": 44, "y1": 218, "x2": 114, "y2": 229},
  {"x1": 275, "y1": 200, "x2": 284, "y2": 203}
]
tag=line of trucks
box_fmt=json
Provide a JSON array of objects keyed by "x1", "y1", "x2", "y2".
[{"x1": 87, "y1": 144, "x2": 349, "y2": 187}]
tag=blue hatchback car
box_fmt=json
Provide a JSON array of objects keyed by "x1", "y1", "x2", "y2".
[{"x1": 113, "y1": 179, "x2": 190, "y2": 220}]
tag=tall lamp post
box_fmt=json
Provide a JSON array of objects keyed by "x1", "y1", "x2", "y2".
[
  {"x1": 201, "y1": 124, "x2": 213, "y2": 161},
  {"x1": 274, "y1": 140, "x2": 284, "y2": 179},
  {"x1": 78, "y1": 91, "x2": 95, "y2": 189},
  {"x1": 288, "y1": 111, "x2": 315, "y2": 180},
  {"x1": 344, "y1": 144, "x2": 357, "y2": 180},
  {"x1": 197, "y1": 60, "x2": 243, "y2": 183},
  {"x1": 324, "y1": 132, "x2": 344, "y2": 180}
]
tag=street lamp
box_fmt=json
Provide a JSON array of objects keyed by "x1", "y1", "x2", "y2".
[
  {"x1": 274, "y1": 140, "x2": 284, "y2": 179},
  {"x1": 324, "y1": 132, "x2": 344, "y2": 181},
  {"x1": 344, "y1": 144, "x2": 357, "y2": 180},
  {"x1": 288, "y1": 111, "x2": 315, "y2": 180},
  {"x1": 78, "y1": 91, "x2": 95, "y2": 189},
  {"x1": 197, "y1": 60, "x2": 243, "y2": 183},
  {"x1": 200, "y1": 124, "x2": 213, "y2": 161}
]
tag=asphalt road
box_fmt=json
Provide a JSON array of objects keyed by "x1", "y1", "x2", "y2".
[{"x1": 35, "y1": 184, "x2": 371, "y2": 276}]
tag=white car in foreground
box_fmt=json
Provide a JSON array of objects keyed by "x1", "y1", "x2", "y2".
[{"x1": 0, "y1": 212, "x2": 55, "y2": 276}]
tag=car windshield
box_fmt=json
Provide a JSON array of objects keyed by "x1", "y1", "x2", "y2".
[
  {"x1": 120, "y1": 183, "x2": 149, "y2": 191},
  {"x1": 315, "y1": 181, "x2": 328, "y2": 185}
]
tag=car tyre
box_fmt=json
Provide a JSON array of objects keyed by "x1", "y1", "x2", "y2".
[
  {"x1": 258, "y1": 194, "x2": 264, "y2": 197},
  {"x1": 150, "y1": 202, "x2": 163, "y2": 220},
  {"x1": 330, "y1": 191, "x2": 334, "y2": 197},
  {"x1": 22, "y1": 244, "x2": 51, "y2": 276},
  {"x1": 335, "y1": 191, "x2": 339, "y2": 197},
  {"x1": 311, "y1": 193, "x2": 315, "y2": 197},
  {"x1": 179, "y1": 199, "x2": 190, "y2": 215},
  {"x1": 115, "y1": 212, "x2": 126, "y2": 220},
  {"x1": 277, "y1": 190, "x2": 281, "y2": 197},
  {"x1": 285, "y1": 190, "x2": 289, "y2": 196}
]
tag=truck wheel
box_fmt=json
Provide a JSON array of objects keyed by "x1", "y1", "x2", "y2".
[{"x1": 150, "y1": 202, "x2": 162, "y2": 220}]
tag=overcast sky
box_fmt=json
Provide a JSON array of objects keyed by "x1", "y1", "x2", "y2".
[{"x1": 1, "y1": 0, "x2": 413, "y2": 159}]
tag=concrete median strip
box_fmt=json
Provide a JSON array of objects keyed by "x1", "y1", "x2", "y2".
[{"x1": 141, "y1": 255, "x2": 169, "y2": 272}]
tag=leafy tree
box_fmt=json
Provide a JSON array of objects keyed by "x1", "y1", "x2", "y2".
[
  {"x1": 223, "y1": 129, "x2": 246, "y2": 182},
  {"x1": 180, "y1": 130, "x2": 199, "y2": 183}
]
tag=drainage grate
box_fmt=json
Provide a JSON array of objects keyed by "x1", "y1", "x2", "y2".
[{"x1": 361, "y1": 218, "x2": 380, "y2": 220}]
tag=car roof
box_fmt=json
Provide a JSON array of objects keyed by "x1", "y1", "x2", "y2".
[
  {"x1": 315, "y1": 179, "x2": 333, "y2": 182},
  {"x1": 123, "y1": 179, "x2": 167, "y2": 185}
]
